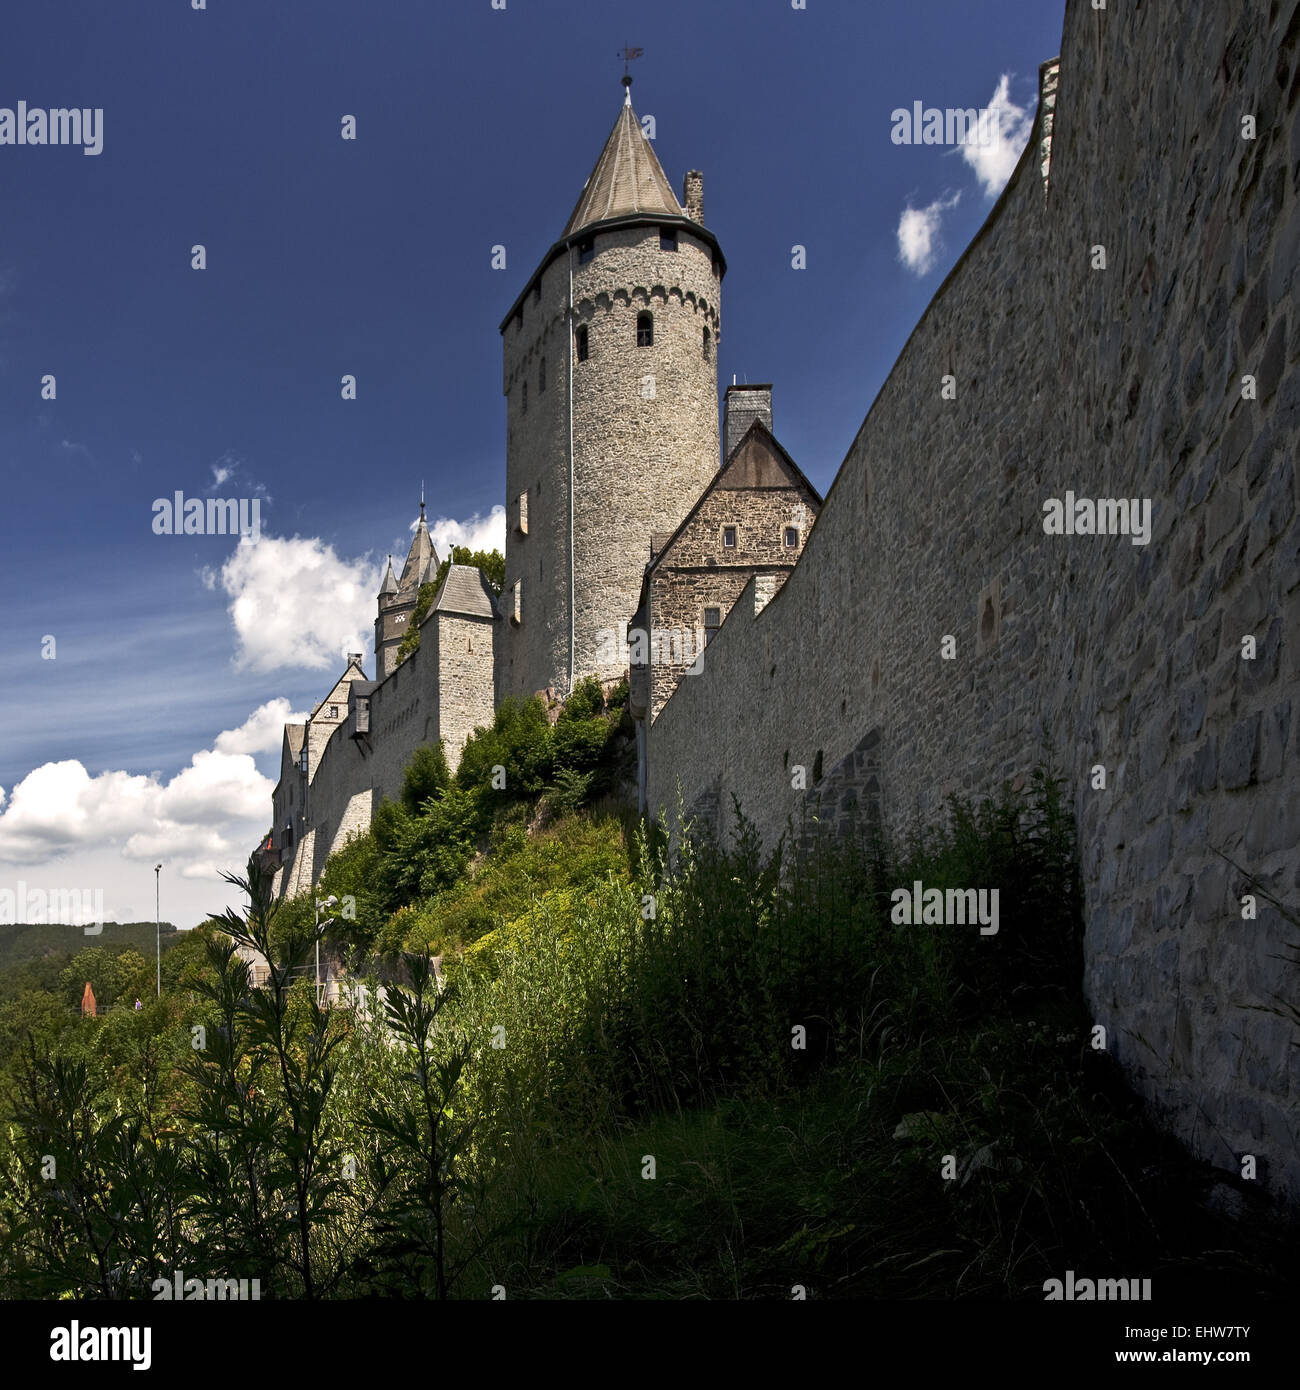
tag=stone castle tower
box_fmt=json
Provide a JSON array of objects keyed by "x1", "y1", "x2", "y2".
[
  {"x1": 373, "y1": 499, "x2": 441, "y2": 679},
  {"x1": 495, "y1": 78, "x2": 725, "y2": 701}
]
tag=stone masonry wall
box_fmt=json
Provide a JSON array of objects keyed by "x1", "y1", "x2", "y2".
[
  {"x1": 275, "y1": 606, "x2": 496, "y2": 895},
  {"x1": 648, "y1": 0, "x2": 1300, "y2": 1198}
]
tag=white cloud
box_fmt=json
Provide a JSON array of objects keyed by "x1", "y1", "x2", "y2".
[
  {"x1": 897, "y1": 192, "x2": 961, "y2": 276},
  {"x1": 204, "y1": 534, "x2": 378, "y2": 674},
  {"x1": 0, "y1": 701, "x2": 307, "y2": 922},
  {"x1": 214, "y1": 698, "x2": 308, "y2": 756},
  {"x1": 426, "y1": 504, "x2": 506, "y2": 557},
  {"x1": 962, "y1": 74, "x2": 1034, "y2": 198}
]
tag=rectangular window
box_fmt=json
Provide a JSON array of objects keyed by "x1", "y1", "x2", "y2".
[
  {"x1": 329, "y1": 705, "x2": 338, "y2": 718},
  {"x1": 704, "y1": 606, "x2": 721, "y2": 645},
  {"x1": 784, "y1": 526, "x2": 799, "y2": 547},
  {"x1": 578, "y1": 238, "x2": 594, "y2": 264},
  {"x1": 660, "y1": 228, "x2": 678, "y2": 251},
  {"x1": 722, "y1": 526, "x2": 737, "y2": 548}
]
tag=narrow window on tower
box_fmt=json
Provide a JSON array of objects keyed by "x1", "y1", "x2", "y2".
[
  {"x1": 703, "y1": 327, "x2": 711, "y2": 361},
  {"x1": 660, "y1": 227, "x2": 678, "y2": 252},
  {"x1": 704, "y1": 607, "x2": 721, "y2": 645},
  {"x1": 575, "y1": 324, "x2": 588, "y2": 362},
  {"x1": 785, "y1": 526, "x2": 799, "y2": 548},
  {"x1": 722, "y1": 526, "x2": 737, "y2": 549},
  {"x1": 637, "y1": 312, "x2": 654, "y2": 348},
  {"x1": 578, "y1": 238, "x2": 594, "y2": 264},
  {"x1": 511, "y1": 579, "x2": 522, "y2": 626},
  {"x1": 539, "y1": 358, "x2": 546, "y2": 393}
]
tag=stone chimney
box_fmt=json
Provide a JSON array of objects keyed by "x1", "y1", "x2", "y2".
[
  {"x1": 723, "y1": 383, "x2": 773, "y2": 461},
  {"x1": 683, "y1": 170, "x2": 704, "y2": 223}
]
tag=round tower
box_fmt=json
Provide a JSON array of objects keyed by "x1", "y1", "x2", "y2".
[{"x1": 496, "y1": 82, "x2": 724, "y2": 702}]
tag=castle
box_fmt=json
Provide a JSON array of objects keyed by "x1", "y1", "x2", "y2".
[
  {"x1": 268, "y1": 0, "x2": 1300, "y2": 1203},
  {"x1": 268, "y1": 74, "x2": 821, "y2": 900}
]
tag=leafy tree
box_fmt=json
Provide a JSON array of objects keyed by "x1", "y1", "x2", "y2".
[{"x1": 401, "y1": 742, "x2": 452, "y2": 814}]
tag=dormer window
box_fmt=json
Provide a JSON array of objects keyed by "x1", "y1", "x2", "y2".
[
  {"x1": 578, "y1": 238, "x2": 594, "y2": 264},
  {"x1": 636, "y1": 312, "x2": 653, "y2": 348},
  {"x1": 575, "y1": 325, "x2": 588, "y2": 362},
  {"x1": 784, "y1": 527, "x2": 799, "y2": 548},
  {"x1": 660, "y1": 228, "x2": 678, "y2": 252},
  {"x1": 722, "y1": 526, "x2": 737, "y2": 548}
]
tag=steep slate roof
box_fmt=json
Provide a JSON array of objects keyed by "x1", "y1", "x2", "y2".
[
  {"x1": 429, "y1": 563, "x2": 500, "y2": 621},
  {"x1": 398, "y1": 508, "x2": 440, "y2": 595},
  {"x1": 284, "y1": 725, "x2": 305, "y2": 761},
  {"x1": 563, "y1": 91, "x2": 684, "y2": 238},
  {"x1": 378, "y1": 556, "x2": 399, "y2": 597}
]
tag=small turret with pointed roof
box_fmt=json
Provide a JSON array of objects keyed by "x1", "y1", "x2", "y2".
[
  {"x1": 374, "y1": 494, "x2": 444, "y2": 680},
  {"x1": 378, "y1": 555, "x2": 399, "y2": 599}
]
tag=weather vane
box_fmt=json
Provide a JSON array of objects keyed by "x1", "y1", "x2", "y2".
[{"x1": 619, "y1": 44, "x2": 643, "y2": 90}]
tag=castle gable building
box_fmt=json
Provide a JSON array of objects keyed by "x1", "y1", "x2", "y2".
[{"x1": 630, "y1": 384, "x2": 822, "y2": 733}]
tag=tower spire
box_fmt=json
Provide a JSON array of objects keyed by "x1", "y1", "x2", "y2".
[
  {"x1": 619, "y1": 44, "x2": 642, "y2": 104},
  {"x1": 420, "y1": 480, "x2": 425, "y2": 522}
]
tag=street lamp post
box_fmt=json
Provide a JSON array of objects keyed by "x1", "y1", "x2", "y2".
[
  {"x1": 315, "y1": 895, "x2": 338, "y2": 1005},
  {"x1": 154, "y1": 863, "x2": 162, "y2": 998}
]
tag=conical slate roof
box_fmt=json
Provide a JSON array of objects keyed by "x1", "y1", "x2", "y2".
[
  {"x1": 562, "y1": 89, "x2": 685, "y2": 237},
  {"x1": 378, "y1": 556, "x2": 399, "y2": 597},
  {"x1": 398, "y1": 506, "x2": 440, "y2": 595}
]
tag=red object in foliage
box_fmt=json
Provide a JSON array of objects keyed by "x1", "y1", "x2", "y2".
[{"x1": 81, "y1": 981, "x2": 97, "y2": 1017}]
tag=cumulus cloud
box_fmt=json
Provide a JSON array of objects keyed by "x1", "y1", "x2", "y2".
[
  {"x1": 897, "y1": 192, "x2": 961, "y2": 276},
  {"x1": 426, "y1": 504, "x2": 506, "y2": 556},
  {"x1": 962, "y1": 73, "x2": 1034, "y2": 198},
  {"x1": 0, "y1": 703, "x2": 295, "y2": 883},
  {"x1": 214, "y1": 698, "x2": 308, "y2": 756},
  {"x1": 204, "y1": 534, "x2": 378, "y2": 674}
]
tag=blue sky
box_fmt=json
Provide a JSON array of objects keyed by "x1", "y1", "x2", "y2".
[{"x1": 0, "y1": 0, "x2": 1065, "y2": 927}]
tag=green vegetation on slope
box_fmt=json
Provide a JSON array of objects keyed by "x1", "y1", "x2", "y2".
[{"x1": 0, "y1": 709, "x2": 1294, "y2": 1298}]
